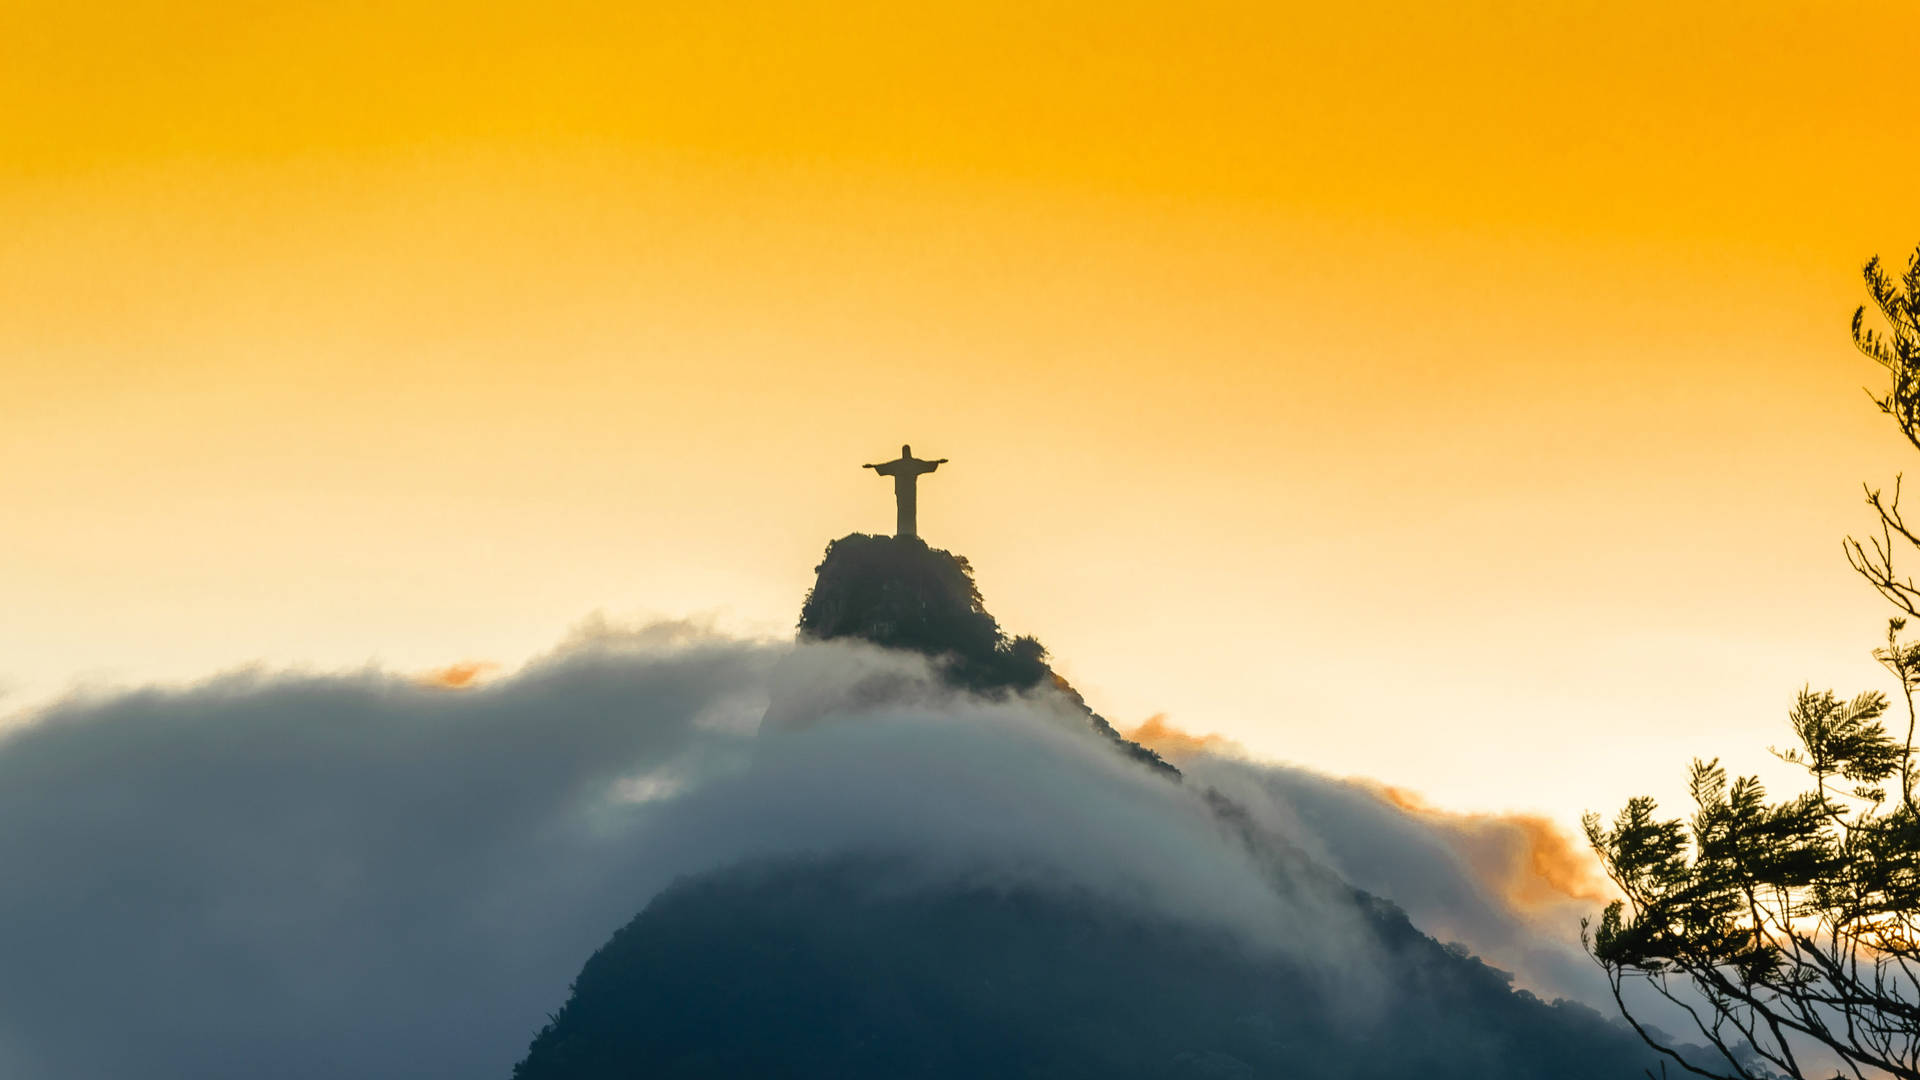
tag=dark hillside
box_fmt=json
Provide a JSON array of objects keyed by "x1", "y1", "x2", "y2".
[
  {"x1": 513, "y1": 857, "x2": 1668, "y2": 1080},
  {"x1": 511, "y1": 531, "x2": 1690, "y2": 1078}
]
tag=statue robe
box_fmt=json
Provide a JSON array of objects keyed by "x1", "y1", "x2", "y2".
[{"x1": 869, "y1": 455, "x2": 942, "y2": 537}]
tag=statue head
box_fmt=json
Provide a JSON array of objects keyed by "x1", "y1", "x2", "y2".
[{"x1": 902, "y1": 443, "x2": 912, "y2": 456}]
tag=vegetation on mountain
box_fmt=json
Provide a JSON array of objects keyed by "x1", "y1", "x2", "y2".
[
  {"x1": 799, "y1": 531, "x2": 1170, "y2": 772},
  {"x1": 514, "y1": 856, "x2": 1671, "y2": 1080}
]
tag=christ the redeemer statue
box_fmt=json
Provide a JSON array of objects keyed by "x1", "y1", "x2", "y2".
[{"x1": 864, "y1": 444, "x2": 947, "y2": 538}]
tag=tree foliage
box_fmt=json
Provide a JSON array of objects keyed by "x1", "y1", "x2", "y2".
[
  {"x1": 1848, "y1": 250, "x2": 1920, "y2": 619},
  {"x1": 1585, "y1": 248, "x2": 1920, "y2": 1080}
]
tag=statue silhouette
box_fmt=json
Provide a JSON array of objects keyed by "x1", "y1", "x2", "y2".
[{"x1": 864, "y1": 444, "x2": 947, "y2": 538}]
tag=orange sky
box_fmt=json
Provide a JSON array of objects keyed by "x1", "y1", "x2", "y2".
[{"x1": 4, "y1": 0, "x2": 1918, "y2": 827}]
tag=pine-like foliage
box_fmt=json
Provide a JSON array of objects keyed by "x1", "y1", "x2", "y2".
[{"x1": 1586, "y1": 247, "x2": 1920, "y2": 1080}]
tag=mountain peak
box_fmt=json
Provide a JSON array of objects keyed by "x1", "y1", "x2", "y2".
[{"x1": 797, "y1": 532, "x2": 1169, "y2": 770}]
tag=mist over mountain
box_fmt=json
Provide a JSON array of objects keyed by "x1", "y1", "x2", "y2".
[
  {"x1": 0, "y1": 533, "x2": 1692, "y2": 1078},
  {"x1": 513, "y1": 856, "x2": 1643, "y2": 1080},
  {"x1": 513, "y1": 534, "x2": 1681, "y2": 1078}
]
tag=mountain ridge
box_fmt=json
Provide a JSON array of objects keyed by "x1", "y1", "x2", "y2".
[{"x1": 511, "y1": 533, "x2": 1686, "y2": 1078}]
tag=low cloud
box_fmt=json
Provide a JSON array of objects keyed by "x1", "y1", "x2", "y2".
[
  {"x1": 1137, "y1": 717, "x2": 1614, "y2": 1004},
  {"x1": 1369, "y1": 785, "x2": 1612, "y2": 911},
  {"x1": 0, "y1": 626, "x2": 1389, "y2": 1080},
  {"x1": 1125, "y1": 713, "x2": 1246, "y2": 758}
]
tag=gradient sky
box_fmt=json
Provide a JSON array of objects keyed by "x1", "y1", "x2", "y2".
[{"x1": 5, "y1": 0, "x2": 1919, "y2": 828}]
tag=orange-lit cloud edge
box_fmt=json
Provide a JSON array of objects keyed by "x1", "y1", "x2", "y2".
[
  {"x1": 418, "y1": 660, "x2": 501, "y2": 690},
  {"x1": 6, "y1": 0, "x2": 1918, "y2": 841},
  {"x1": 1128, "y1": 716, "x2": 1614, "y2": 912}
]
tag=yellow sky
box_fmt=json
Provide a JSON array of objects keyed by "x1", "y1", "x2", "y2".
[{"x1": 4, "y1": 0, "x2": 1918, "y2": 825}]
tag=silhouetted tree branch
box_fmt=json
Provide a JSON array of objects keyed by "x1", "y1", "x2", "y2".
[
  {"x1": 1585, "y1": 246, "x2": 1920, "y2": 1080},
  {"x1": 1847, "y1": 251, "x2": 1920, "y2": 621}
]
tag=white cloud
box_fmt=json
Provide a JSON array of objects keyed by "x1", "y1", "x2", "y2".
[{"x1": 0, "y1": 625, "x2": 1410, "y2": 1080}]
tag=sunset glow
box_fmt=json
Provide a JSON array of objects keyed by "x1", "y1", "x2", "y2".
[{"x1": 7, "y1": 0, "x2": 1918, "y2": 833}]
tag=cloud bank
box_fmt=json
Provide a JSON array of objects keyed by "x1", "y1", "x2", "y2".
[
  {"x1": 1160, "y1": 749, "x2": 1612, "y2": 1005},
  {"x1": 0, "y1": 623, "x2": 1614, "y2": 1078}
]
